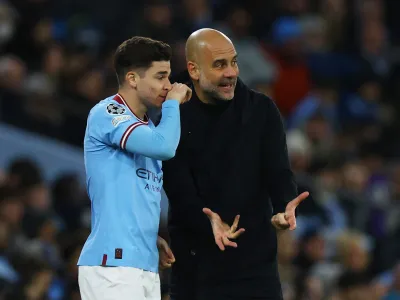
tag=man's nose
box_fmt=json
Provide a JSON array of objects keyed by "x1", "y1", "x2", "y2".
[{"x1": 224, "y1": 65, "x2": 238, "y2": 78}]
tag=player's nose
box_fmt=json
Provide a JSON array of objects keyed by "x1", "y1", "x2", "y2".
[{"x1": 164, "y1": 79, "x2": 172, "y2": 91}]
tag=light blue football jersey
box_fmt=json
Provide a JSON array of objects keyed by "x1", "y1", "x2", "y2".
[{"x1": 77, "y1": 94, "x2": 180, "y2": 273}]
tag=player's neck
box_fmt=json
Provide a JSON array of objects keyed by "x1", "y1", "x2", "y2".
[{"x1": 118, "y1": 89, "x2": 147, "y2": 119}]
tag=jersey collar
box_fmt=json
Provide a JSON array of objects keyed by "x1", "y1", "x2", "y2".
[{"x1": 113, "y1": 94, "x2": 149, "y2": 124}]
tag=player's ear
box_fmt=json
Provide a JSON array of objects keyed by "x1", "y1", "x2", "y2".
[
  {"x1": 187, "y1": 61, "x2": 200, "y2": 81},
  {"x1": 126, "y1": 71, "x2": 139, "y2": 88}
]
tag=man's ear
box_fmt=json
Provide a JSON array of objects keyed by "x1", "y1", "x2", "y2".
[
  {"x1": 125, "y1": 71, "x2": 139, "y2": 88},
  {"x1": 187, "y1": 61, "x2": 200, "y2": 81}
]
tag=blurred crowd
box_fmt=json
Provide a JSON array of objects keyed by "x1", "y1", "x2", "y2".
[
  {"x1": 1, "y1": 0, "x2": 400, "y2": 299},
  {"x1": 0, "y1": 158, "x2": 90, "y2": 299}
]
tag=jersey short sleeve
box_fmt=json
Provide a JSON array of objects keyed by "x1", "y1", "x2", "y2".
[{"x1": 88, "y1": 101, "x2": 145, "y2": 150}]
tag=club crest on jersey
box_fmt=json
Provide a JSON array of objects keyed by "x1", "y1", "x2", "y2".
[{"x1": 107, "y1": 103, "x2": 126, "y2": 115}]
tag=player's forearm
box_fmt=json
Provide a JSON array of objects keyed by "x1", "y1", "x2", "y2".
[
  {"x1": 125, "y1": 100, "x2": 181, "y2": 160},
  {"x1": 155, "y1": 99, "x2": 181, "y2": 154}
]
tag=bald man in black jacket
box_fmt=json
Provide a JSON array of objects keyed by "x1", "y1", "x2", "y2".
[{"x1": 162, "y1": 28, "x2": 309, "y2": 300}]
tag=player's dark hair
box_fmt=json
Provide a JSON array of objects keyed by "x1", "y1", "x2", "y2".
[{"x1": 114, "y1": 36, "x2": 172, "y2": 84}]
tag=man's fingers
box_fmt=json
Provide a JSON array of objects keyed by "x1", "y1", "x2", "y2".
[
  {"x1": 285, "y1": 212, "x2": 297, "y2": 230},
  {"x1": 230, "y1": 228, "x2": 245, "y2": 239},
  {"x1": 186, "y1": 87, "x2": 192, "y2": 101},
  {"x1": 169, "y1": 253, "x2": 176, "y2": 262},
  {"x1": 222, "y1": 235, "x2": 237, "y2": 248},
  {"x1": 159, "y1": 241, "x2": 175, "y2": 259},
  {"x1": 286, "y1": 191, "x2": 309, "y2": 211},
  {"x1": 289, "y1": 220, "x2": 296, "y2": 230},
  {"x1": 230, "y1": 215, "x2": 240, "y2": 233},
  {"x1": 160, "y1": 262, "x2": 172, "y2": 269},
  {"x1": 277, "y1": 213, "x2": 289, "y2": 229},
  {"x1": 203, "y1": 207, "x2": 214, "y2": 219},
  {"x1": 159, "y1": 252, "x2": 174, "y2": 269},
  {"x1": 167, "y1": 249, "x2": 175, "y2": 262},
  {"x1": 215, "y1": 236, "x2": 225, "y2": 251},
  {"x1": 215, "y1": 235, "x2": 239, "y2": 251},
  {"x1": 229, "y1": 215, "x2": 245, "y2": 239},
  {"x1": 271, "y1": 213, "x2": 290, "y2": 230}
]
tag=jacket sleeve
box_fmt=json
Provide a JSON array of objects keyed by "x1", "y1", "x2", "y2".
[
  {"x1": 263, "y1": 98, "x2": 298, "y2": 214},
  {"x1": 162, "y1": 146, "x2": 214, "y2": 237}
]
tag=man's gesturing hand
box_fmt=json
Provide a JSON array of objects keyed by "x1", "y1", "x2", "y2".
[
  {"x1": 271, "y1": 191, "x2": 309, "y2": 231},
  {"x1": 203, "y1": 208, "x2": 245, "y2": 251},
  {"x1": 157, "y1": 236, "x2": 175, "y2": 269}
]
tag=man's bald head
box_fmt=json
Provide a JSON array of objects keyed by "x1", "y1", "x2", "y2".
[
  {"x1": 185, "y1": 28, "x2": 233, "y2": 63},
  {"x1": 185, "y1": 28, "x2": 239, "y2": 103}
]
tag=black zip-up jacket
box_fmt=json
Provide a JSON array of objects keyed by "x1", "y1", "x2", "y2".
[{"x1": 162, "y1": 72, "x2": 298, "y2": 299}]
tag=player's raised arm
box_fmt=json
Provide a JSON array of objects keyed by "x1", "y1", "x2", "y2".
[
  {"x1": 88, "y1": 84, "x2": 190, "y2": 161},
  {"x1": 122, "y1": 84, "x2": 191, "y2": 160}
]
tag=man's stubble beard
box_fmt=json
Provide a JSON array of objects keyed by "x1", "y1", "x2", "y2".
[{"x1": 199, "y1": 74, "x2": 234, "y2": 102}]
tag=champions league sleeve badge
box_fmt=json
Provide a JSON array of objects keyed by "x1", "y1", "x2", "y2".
[{"x1": 107, "y1": 103, "x2": 126, "y2": 115}]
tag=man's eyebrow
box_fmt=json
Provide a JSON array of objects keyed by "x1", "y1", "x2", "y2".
[
  {"x1": 155, "y1": 71, "x2": 169, "y2": 75},
  {"x1": 213, "y1": 55, "x2": 238, "y2": 64},
  {"x1": 213, "y1": 58, "x2": 226, "y2": 64}
]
